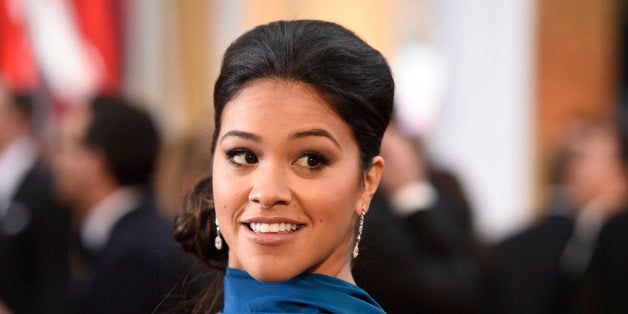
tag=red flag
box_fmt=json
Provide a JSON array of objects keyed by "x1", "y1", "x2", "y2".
[
  {"x1": 71, "y1": 0, "x2": 120, "y2": 95},
  {"x1": 0, "y1": 0, "x2": 38, "y2": 91}
]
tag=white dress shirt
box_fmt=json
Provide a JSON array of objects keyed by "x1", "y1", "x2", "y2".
[
  {"x1": 80, "y1": 187, "x2": 141, "y2": 252},
  {"x1": 0, "y1": 135, "x2": 37, "y2": 218},
  {"x1": 389, "y1": 180, "x2": 438, "y2": 217}
]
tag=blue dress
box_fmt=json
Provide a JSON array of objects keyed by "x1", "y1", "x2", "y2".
[{"x1": 222, "y1": 268, "x2": 386, "y2": 313}]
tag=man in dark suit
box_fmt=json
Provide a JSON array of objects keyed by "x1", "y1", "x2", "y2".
[
  {"x1": 354, "y1": 125, "x2": 488, "y2": 314},
  {"x1": 580, "y1": 210, "x2": 628, "y2": 314},
  {"x1": 579, "y1": 102, "x2": 628, "y2": 314},
  {"x1": 495, "y1": 121, "x2": 627, "y2": 314},
  {"x1": 0, "y1": 87, "x2": 71, "y2": 314},
  {"x1": 52, "y1": 96, "x2": 185, "y2": 313}
]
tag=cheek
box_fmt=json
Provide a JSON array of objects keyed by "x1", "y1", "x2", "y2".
[
  {"x1": 303, "y1": 177, "x2": 362, "y2": 230},
  {"x1": 211, "y1": 164, "x2": 247, "y2": 233},
  {"x1": 212, "y1": 159, "x2": 242, "y2": 203}
]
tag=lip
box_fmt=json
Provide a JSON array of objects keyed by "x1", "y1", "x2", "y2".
[
  {"x1": 241, "y1": 216, "x2": 304, "y2": 225},
  {"x1": 240, "y1": 217, "x2": 305, "y2": 246}
]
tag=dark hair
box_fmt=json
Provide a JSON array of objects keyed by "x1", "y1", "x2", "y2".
[
  {"x1": 211, "y1": 20, "x2": 394, "y2": 170},
  {"x1": 173, "y1": 20, "x2": 394, "y2": 302},
  {"x1": 11, "y1": 93, "x2": 34, "y2": 118},
  {"x1": 84, "y1": 95, "x2": 161, "y2": 187}
]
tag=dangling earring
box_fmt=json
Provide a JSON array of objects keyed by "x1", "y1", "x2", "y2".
[
  {"x1": 214, "y1": 218, "x2": 223, "y2": 250},
  {"x1": 353, "y1": 205, "x2": 367, "y2": 258}
]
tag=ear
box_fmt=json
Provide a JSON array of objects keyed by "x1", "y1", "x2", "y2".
[{"x1": 356, "y1": 156, "x2": 385, "y2": 215}]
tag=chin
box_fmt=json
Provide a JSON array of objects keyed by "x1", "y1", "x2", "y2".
[{"x1": 244, "y1": 261, "x2": 302, "y2": 283}]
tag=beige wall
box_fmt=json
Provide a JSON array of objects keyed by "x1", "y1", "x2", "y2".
[
  {"x1": 241, "y1": 0, "x2": 394, "y2": 58},
  {"x1": 536, "y1": 0, "x2": 619, "y2": 155}
]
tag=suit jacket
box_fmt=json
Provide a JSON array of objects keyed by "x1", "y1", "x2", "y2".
[
  {"x1": 580, "y1": 210, "x2": 628, "y2": 314},
  {"x1": 354, "y1": 185, "x2": 486, "y2": 314},
  {"x1": 0, "y1": 164, "x2": 71, "y2": 314},
  {"x1": 495, "y1": 215, "x2": 576, "y2": 314},
  {"x1": 75, "y1": 194, "x2": 186, "y2": 314}
]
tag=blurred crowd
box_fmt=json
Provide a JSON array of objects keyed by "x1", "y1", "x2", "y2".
[
  {"x1": 0, "y1": 87, "x2": 217, "y2": 314},
  {"x1": 1, "y1": 75, "x2": 628, "y2": 313},
  {"x1": 1, "y1": 1, "x2": 627, "y2": 313},
  {"x1": 354, "y1": 115, "x2": 628, "y2": 314}
]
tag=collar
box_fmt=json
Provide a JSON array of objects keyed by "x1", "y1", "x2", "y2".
[
  {"x1": 80, "y1": 186, "x2": 142, "y2": 252},
  {"x1": 223, "y1": 268, "x2": 385, "y2": 313},
  {"x1": 0, "y1": 135, "x2": 38, "y2": 217}
]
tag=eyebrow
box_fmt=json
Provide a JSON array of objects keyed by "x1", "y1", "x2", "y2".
[
  {"x1": 220, "y1": 128, "x2": 341, "y2": 149},
  {"x1": 220, "y1": 130, "x2": 261, "y2": 143},
  {"x1": 291, "y1": 129, "x2": 341, "y2": 149}
]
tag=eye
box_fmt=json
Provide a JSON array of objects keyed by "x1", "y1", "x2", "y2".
[
  {"x1": 226, "y1": 148, "x2": 258, "y2": 165},
  {"x1": 295, "y1": 152, "x2": 330, "y2": 170}
]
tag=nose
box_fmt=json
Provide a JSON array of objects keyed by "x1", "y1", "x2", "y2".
[{"x1": 248, "y1": 162, "x2": 292, "y2": 209}]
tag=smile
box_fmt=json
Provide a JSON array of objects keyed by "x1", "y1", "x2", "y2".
[{"x1": 249, "y1": 222, "x2": 302, "y2": 233}]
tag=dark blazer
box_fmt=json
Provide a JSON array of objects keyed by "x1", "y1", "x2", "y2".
[
  {"x1": 354, "y1": 177, "x2": 487, "y2": 314},
  {"x1": 494, "y1": 215, "x2": 576, "y2": 314},
  {"x1": 0, "y1": 164, "x2": 71, "y2": 314},
  {"x1": 75, "y1": 194, "x2": 186, "y2": 314},
  {"x1": 580, "y1": 210, "x2": 628, "y2": 314}
]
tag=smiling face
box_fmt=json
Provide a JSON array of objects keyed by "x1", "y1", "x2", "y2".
[{"x1": 212, "y1": 79, "x2": 383, "y2": 283}]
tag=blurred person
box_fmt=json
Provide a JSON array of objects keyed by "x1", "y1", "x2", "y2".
[
  {"x1": 52, "y1": 95, "x2": 185, "y2": 314},
  {"x1": 0, "y1": 86, "x2": 71, "y2": 314},
  {"x1": 579, "y1": 109, "x2": 628, "y2": 314},
  {"x1": 353, "y1": 123, "x2": 489, "y2": 313},
  {"x1": 495, "y1": 120, "x2": 627, "y2": 314}
]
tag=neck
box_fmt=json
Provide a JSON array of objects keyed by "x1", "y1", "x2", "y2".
[
  {"x1": 302, "y1": 245, "x2": 355, "y2": 284},
  {"x1": 313, "y1": 258, "x2": 355, "y2": 284}
]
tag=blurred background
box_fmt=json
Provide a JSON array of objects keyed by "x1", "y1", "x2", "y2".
[
  {"x1": 3, "y1": 1, "x2": 628, "y2": 313},
  {"x1": 0, "y1": 0, "x2": 625, "y2": 244}
]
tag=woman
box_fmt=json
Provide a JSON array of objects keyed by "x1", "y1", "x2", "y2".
[{"x1": 174, "y1": 19, "x2": 394, "y2": 313}]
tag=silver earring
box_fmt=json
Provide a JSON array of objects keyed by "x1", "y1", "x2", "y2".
[
  {"x1": 214, "y1": 218, "x2": 223, "y2": 250},
  {"x1": 353, "y1": 205, "x2": 367, "y2": 258}
]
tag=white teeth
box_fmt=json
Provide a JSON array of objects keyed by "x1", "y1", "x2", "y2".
[{"x1": 250, "y1": 222, "x2": 301, "y2": 233}]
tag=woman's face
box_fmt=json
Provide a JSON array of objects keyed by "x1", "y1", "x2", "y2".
[{"x1": 212, "y1": 79, "x2": 383, "y2": 283}]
